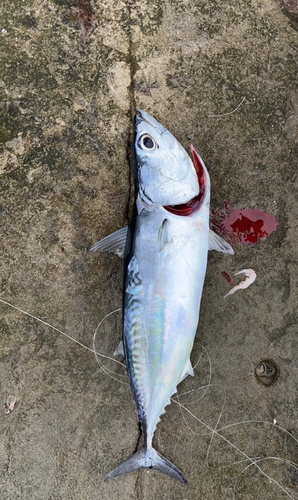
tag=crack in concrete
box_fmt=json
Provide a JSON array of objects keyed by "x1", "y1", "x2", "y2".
[
  {"x1": 133, "y1": 420, "x2": 143, "y2": 454},
  {"x1": 125, "y1": 135, "x2": 133, "y2": 225},
  {"x1": 124, "y1": 4, "x2": 145, "y2": 498},
  {"x1": 126, "y1": 1, "x2": 137, "y2": 117},
  {"x1": 133, "y1": 421, "x2": 144, "y2": 499},
  {"x1": 124, "y1": 0, "x2": 137, "y2": 225},
  {"x1": 4, "y1": 436, "x2": 12, "y2": 474},
  {"x1": 134, "y1": 470, "x2": 145, "y2": 500}
]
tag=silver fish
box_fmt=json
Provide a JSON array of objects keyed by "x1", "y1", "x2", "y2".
[{"x1": 91, "y1": 111, "x2": 233, "y2": 483}]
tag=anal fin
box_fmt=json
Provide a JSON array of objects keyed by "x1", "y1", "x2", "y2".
[{"x1": 179, "y1": 358, "x2": 194, "y2": 383}]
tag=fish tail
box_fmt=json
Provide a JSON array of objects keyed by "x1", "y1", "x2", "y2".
[{"x1": 105, "y1": 446, "x2": 187, "y2": 484}]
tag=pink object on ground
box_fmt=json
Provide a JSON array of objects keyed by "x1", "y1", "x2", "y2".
[
  {"x1": 221, "y1": 271, "x2": 234, "y2": 285},
  {"x1": 224, "y1": 269, "x2": 257, "y2": 298}
]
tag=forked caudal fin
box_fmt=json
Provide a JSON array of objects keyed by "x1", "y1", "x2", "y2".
[{"x1": 105, "y1": 446, "x2": 187, "y2": 484}]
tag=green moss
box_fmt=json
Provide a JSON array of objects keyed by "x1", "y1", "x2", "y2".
[
  {"x1": 0, "y1": 320, "x2": 11, "y2": 339},
  {"x1": 0, "y1": 107, "x2": 22, "y2": 145},
  {"x1": 135, "y1": 0, "x2": 164, "y2": 36}
]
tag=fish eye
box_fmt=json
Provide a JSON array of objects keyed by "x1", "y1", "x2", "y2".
[{"x1": 138, "y1": 134, "x2": 157, "y2": 151}]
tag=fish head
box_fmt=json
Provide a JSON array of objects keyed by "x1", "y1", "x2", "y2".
[
  {"x1": 134, "y1": 111, "x2": 210, "y2": 215},
  {"x1": 135, "y1": 110, "x2": 208, "y2": 211}
]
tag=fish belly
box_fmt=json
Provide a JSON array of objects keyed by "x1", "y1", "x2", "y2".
[{"x1": 124, "y1": 212, "x2": 209, "y2": 448}]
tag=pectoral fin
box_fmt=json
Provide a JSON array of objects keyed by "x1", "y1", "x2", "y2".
[
  {"x1": 208, "y1": 229, "x2": 234, "y2": 255},
  {"x1": 89, "y1": 226, "x2": 233, "y2": 257},
  {"x1": 158, "y1": 219, "x2": 171, "y2": 252},
  {"x1": 89, "y1": 226, "x2": 128, "y2": 257}
]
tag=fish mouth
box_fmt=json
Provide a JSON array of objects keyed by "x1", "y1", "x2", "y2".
[
  {"x1": 136, "y1": 110, "x2": 166, "y2": 132},
  {"x1": 164, "y1": 145, "x2": 207, "y2": 216}
]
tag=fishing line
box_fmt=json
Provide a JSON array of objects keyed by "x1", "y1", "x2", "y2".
[
  {"x1": 208, "y1": 97, "x2": 246, "y2": 118},
  {"x1": 233, "y1": 456, "x2": 298, "y2": 500},
  {"x1": 173, "y1": 385, "x2": 226, "y2": 440},
  {"x1": 0, "y1": 298, "x2": 126, "y2": 370},
  {"x1": 175, "y1": 344, "x2": 213, "y2": 404},
  {"x1": 237, "y1": 456, "x2": 298, "y2": 481},
  {"x1": 93, "y1": 309, "x2": 129, "y2": 385},
  {"x1": 217, "y1": 420, "x2": 298, "y2": 447},
  {"x1": 1, "y1": 297, "x2": 296, "y2": 497},
  {"x1": 172, "y1": 397, "x2": 296, "y2": 499}
]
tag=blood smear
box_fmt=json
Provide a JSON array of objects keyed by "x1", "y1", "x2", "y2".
[
  {"x1": 211, "y1": 202, "x2": 279, "y2": 245},
  {"x1": 221, "y1": 271, "x2": 233, "y2": 284}
]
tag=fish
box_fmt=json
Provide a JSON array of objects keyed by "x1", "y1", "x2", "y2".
[{"x1": 90, "y1": 110, "x2": 234, "y2": 483}]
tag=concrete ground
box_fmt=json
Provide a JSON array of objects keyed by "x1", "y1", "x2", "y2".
[{"x1": 0, "y1": 0, "x2": 297, "y2": 498}]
